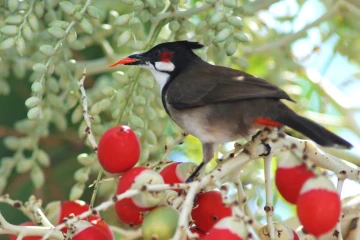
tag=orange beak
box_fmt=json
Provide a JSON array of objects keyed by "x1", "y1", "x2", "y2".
[{"x1": 108, "y1": 57, "x2": 138, "y2": 67}]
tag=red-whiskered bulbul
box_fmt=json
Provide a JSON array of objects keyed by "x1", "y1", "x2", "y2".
[{"x1": 109, "y1": 41, "x2": 352, "y2": 181}]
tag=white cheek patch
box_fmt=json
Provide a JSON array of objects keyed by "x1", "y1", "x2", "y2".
[
  {"x1": 155, "y1": 61, "x2": 175, "y2": 72},
  {"x1": 145, "y1": 64, "x2": 170, "y2": 91}
]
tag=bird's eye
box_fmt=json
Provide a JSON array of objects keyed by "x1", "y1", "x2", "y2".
[{"x1": 153, "y1": 50, "x2": 161, "y2": 59}]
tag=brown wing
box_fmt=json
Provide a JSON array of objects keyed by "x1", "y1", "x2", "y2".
[{"x1": 166, "y1": 63, "x2": 294, "y2": 110}]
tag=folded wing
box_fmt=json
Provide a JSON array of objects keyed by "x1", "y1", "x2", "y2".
[{"x1": 166, "y1": 64, "x2": 294, "y2": 110}]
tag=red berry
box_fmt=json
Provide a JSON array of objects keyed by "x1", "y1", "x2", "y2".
[
  {"x1": 297, "y1": 176, "x2": 341, "y2": 237},
  {"x1": 72, "y1": 220, "x2": 108, "y2": 240},
  {"x1": 117, "y1": 167, "x2": 165, "y2": 211},
  {"x1": 8, "y1": 222, "x2": 41, "y2": 240},
  {"x1": 275, "y1": 162, "x2": 314, "y2": 204},
  {"x1": 204, "y1": 217, "x2": 247, "y2": 240},
  {"x1": 191, "y1": 191, "x2": 232, "y2": 233},
  {"x1": 160, "y1": 163, "x2": 182, "y2": 185},
  {"x1": 90, "y1": 219, "x2": 114, "y2": 240},
  {"x1": 293, "y1": 230, "x2": 300, "y2": 240},
  {"x1": 58, "y1": 200, "x2": 98, "y2": 224},
  {"x1": 160, "y1": 162, "x2": 197, "y2": 189},
  {"x1": 97, "y1": 126, "x2": 140, "y2": 173},
  {"x1": 205, "y1": 229, "x2": 242, "y2": 240},
  {"x1": 117, "y1": 167, "x2": 148, "y2": 193},
  {"x1": 45, "y1": 200, "x2": 99, "y2": 233},
  {"x1": 115, "y1": 199, "x2": 144, "y2": 226}
]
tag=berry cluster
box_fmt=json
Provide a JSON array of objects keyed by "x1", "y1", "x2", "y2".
[
  {"x1": 276, "y1": 155, "x2": 341, "y2": 237},
  {"x1": 10, "y1": 126, "x2": 339, "y2": 240}
]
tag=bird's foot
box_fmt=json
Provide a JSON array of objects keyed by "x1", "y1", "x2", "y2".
[
  {"x1": 178, "y1": 189, "x2": 185, "y2": 197},
  {"x1": 178, "y1": 165, "x2": 203, "y2": 205},
  {"x1": 178, "y1": 171, "x2": 196, "y2": 196},
  {"x1": 185, "y1": 174, "x2": 196, "y2": 184},
  {"x1": 259, "y1": 142, "x2": 271, "y2": 156}
]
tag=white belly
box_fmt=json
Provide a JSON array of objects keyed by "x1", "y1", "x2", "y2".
[{"x1": 165, "y1": 103, "x2": 243, "y2": 144}]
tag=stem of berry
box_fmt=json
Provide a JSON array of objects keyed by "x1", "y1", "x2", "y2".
[{"x1": 264, "y1": 155, "x2": 276, "y2": 240}]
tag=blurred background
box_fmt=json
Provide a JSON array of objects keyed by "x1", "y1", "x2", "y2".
[{"x1": 0, "y1": 0, "x2": 359, "y2": 238}]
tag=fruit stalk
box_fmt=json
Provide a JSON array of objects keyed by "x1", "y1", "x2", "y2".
[{"x1": 264, "y1": 155, "x2": 276, "y2": 240}]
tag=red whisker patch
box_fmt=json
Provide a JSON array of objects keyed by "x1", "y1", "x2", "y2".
[{"x1": 160, "y1": 51, "x2": 174, "y2": 62}]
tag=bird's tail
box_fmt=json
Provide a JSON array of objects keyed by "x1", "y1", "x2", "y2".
[{"x1": 275, "y1": 112, "x2": 353, "y2": 149}]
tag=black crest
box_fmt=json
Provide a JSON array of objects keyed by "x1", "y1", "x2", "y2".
[
  {"x1": 177, "y1": 41, "x2": 204, "y2": 49},
  {"x1": 154, "y1": 41, "x2": 204, "y2": 50}
]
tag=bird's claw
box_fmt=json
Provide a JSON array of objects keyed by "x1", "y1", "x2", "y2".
[
  {"x1": 251, "y1": 130, "x2": 262, "y2": 141},
  {"x1": 259, "y1": 142, "x2": 271, "y2": 156}
]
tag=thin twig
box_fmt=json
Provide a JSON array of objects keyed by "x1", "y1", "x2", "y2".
[
  {"x1": 236, "y1": 178, "x2": 247, "y2": 212},
  {"x1": 240, "y1": 2, "x2": 340, "y2": 53},
  {"x1": 172, "y1": 181, "x2": 201, "y2": 240},
  {"x1": 335, "y1": 178, "x2": 345, "y2": 240},
  {"x1": 78, "y1": 67, "x2": 102, "y2": 211},
  {"x1": 0, "y1": 195, "x2": 34, "y2": 222},
  {"x1": 264, "y1": 155, "x2": 275, "y2": 240},
  {"x1": 0, "y1": 213, "x2": 63, "y2": 240},
  {"x1": 78, "y1": 67, "x2": 98, "y2": 152}
]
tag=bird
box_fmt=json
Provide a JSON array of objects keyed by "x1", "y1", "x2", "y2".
[{"x1": 109, "y1": 41, "x2": 352, "y2": 181}]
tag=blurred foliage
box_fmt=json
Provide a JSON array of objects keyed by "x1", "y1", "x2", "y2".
[{"x1": 0, "y1": 0, "x2": 359, "y2": 238}]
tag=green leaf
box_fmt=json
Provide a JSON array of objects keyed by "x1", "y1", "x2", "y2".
[
  {"x1": 87, "y1": 6, "x2": 100, "y2": 19},
  {"x1": 213, "y1": 28, "x2": 232, "y2": 43},
  {"x1": 169, "y1": 21, "x2": 180, "y2": 32},
  {"x1": 228, "y1": 16, "x2": 243, "y2": 29},
  {"x1": 22, "y1": 24, "x2": 33, "y2": 41},
  {"x1": 40, "y1": 44, "x2": 55, "y2": 56},
  {"x1": 25, "y1": 97, "x2": 40, "y2": 108},
  {"x1": 15, "y1": 37, "x2": 25, "y2": 56},
  {"x1": 114, "y1": 14, "x2": 130, "y2": 26},
  {"x1": 31, "y1": 82, "x2": 43, "y2": 93},
  {"x1": 59, "y1": 1, "x2": 76, "y2": 15},
  {"x1": 80, "y1": 18, "x2": 93, "y2": 34},
  {"x1": 223, "y1": 0, "x2": 237, "y2": 8},
  {"x1": 133, "y1": 0, "x2": 145, "y2": 12},
  {"x1": 5, "y1": 15, "x2": 23, "y2": 24},
  {"x1": 67, "y1": 28, "x2": 77, "y2": 44},
  {"x1": 48, "y1": 27, "x2": 66, "y2": 38},
  {"x1": 37, "y1": 149, "x2": 50, "y2": 167},
  {"x1": 32, "y1": 63, "x2": 47, "y2": 73},
  {"x1": 0, "y1": 38, "x2": 15, "y2": 50},
  {"x1": 49, "y1": 20, "x2": 70, "y2": 29},
  {"x1": 117, "y1": 30, "x2": 131, "y2": 47},
  {"x1": 225, "y1": 37, "x2": 238, "y2": 56},
  {"x1": 234, "y1": 32, "x2": 251, "y2": 42},
  {"x1": 130, "y1": 115, "x2": 144, "y2": 128},
  {"x1": 28, "y1": 13, "x2": 39, "y2": 31},
  {"x1": 8, "y1": 0, "x2": 19, "y2": 12},
  {"x1": 34, "y1": 2, "x2": 45, "y2": 18},
  {"x1": 0, "y1": 25, "x2": 19, "y2": 35},
  {"x1": 30, "y1": 165, "x2": 45, "y2": 188},
  {"x1": 208, "y1": 11, "x2": 225, "y2": 27},
  {"x1": 27, "y1": 107, "x2": 41, "y2": 119}
]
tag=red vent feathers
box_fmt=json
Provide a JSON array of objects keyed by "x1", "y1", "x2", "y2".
[{"x1": 253, "y1": 117, "x2": 282, "y2": 127}]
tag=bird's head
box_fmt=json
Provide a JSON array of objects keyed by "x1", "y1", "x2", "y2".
[{"x1": 109, "y1": 41, "x2": 204, "y2": 74}]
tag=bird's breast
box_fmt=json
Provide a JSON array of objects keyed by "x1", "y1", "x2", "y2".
[{"x1": 164, "y1": 100, "x2": 253, "y2": 144}]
